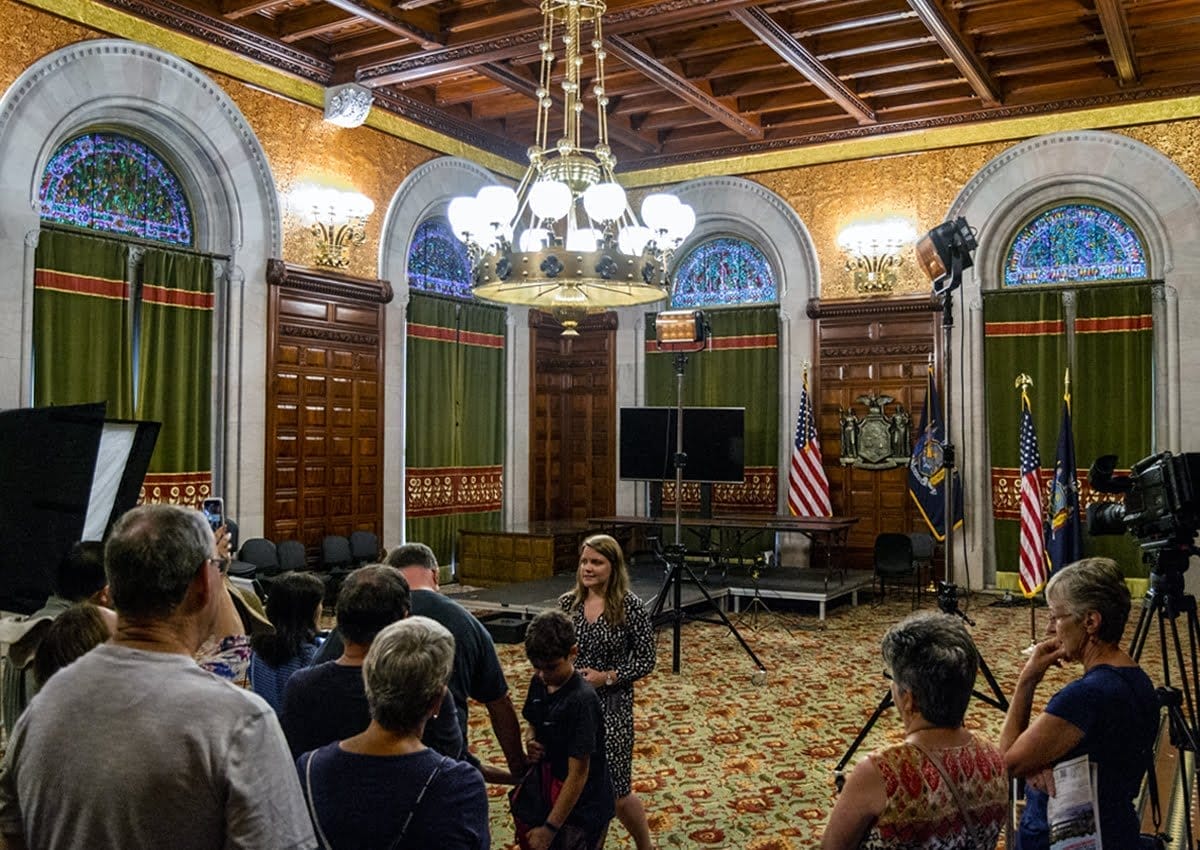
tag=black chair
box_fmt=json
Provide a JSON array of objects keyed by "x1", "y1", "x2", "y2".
[
  {"x1": 239, "y1": 538, "x2": 279, "y2": 575},
  {"x1": 321, "y1": 535, "x2": 355, "y2": 603},
  {"x1": 277, "y1": 540, "x2": 308, "y2": 572},
  {"x1": 873, "y1": 532, "x2": 917, "y2": 608},
  {"x1": 349, "y1": 530, "x2": 380, "y2": 565},
  {"x1": 909, "y1": 532, "x2": 936, "y2": 605}
]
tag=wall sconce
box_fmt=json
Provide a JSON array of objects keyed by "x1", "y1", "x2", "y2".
[
  {"x1": 836, "y1": 219, "x2": 917, "y2": 294},
  {"x1": 290, "y1": 185, "x2": 375, "y2": 269}
]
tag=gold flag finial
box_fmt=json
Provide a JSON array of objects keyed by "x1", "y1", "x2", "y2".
[
  {"x1": 1015, "y1": 373, "x2": 1033, "y2": 393},
  {"x1": 1064, "y1": 367, "x2": 1071, "y2": 397}
]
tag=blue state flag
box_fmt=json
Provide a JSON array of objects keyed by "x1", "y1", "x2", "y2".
[
  {"x1": 1046, "y1": 377, "x2": 1082, "y2": 575},
  {"x1": 908, "y1": 365, "x2": 964, "y2": 542}
]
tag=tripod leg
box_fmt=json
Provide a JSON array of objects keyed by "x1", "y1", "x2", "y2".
[
  {"x1": 1128, "y1": 590, "x2": 1157, "y2": 664},
  {"x1": 836, "y1": 689, "x2": 894, "y2": 780},
  {"x1": 679, "y1": 563, "x2": 766, "y2": 671},
  {"x1": 973, "y1": 651, "x2": 1011, "y2": 711}
]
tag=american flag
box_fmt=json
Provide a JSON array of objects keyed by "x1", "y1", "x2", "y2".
[
  {"x1": 1018, "y1": 390, "x2": 1048, "y2": 597},
  {"x1": 788, "y1": 373, "x2": 831, "y2": 517}
]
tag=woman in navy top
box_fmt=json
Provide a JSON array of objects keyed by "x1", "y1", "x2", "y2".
[{"x1": 1000, "y1": 557, "x2": 1158, "y2": 849}]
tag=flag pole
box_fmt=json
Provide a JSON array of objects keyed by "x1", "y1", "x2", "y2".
[{"x1": 1015, "y1": 372, "x2": 1038, "y2": 649}]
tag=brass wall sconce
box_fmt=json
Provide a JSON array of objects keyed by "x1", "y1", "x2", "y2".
[
  {"x1": 291, "y1": 184, "x2": 375, "y2": 269},
  {"x1": 836, "y1": 219, "x2": 916, "y2": 294}
]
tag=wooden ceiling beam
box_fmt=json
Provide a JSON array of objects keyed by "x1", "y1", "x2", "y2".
[
  {"x1": 320, "y1": 0, "x2": 441, "y2": 49},
  {"x1": 730, "y1": 6, "x2": 876, "y2": 124},
  {"x1": 604, "y1": 35, "x2": 763, "y2": 140},
  {"x1": 474, "y1": 61, "x2": 661, "y2": 154},
  {"x1": 276, "y1": 6, "x2": 357, "y2": 43},
  {"x1": 221, "y1": 0, "x2": 289, "y2": 20},
  {"x1": 330, "y1": 31, "x2": 411, "y2": 61},
  {"x1": 906, "y1": 0, "x2": 1001, "y2": 105},
  {"x1": 355, "y1": 0, "x2": 755, "y2": 87},
  {"x1": 1094, "y1": 0, "x2": 1139, "y2": 85}
]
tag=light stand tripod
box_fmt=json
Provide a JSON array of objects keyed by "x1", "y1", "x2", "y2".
[
  {"x1": 732, "y1": 552, "x2": 797, "y2": 634},
  {"x1": 1127, "y1": 547, "x2": 1199, "y2": 850},
  {"x1": 647, "y1": 345, "x2": 766, "y2": 678},
  {"x1": 836, "y1": 221, "x2": 1008, "y2": 783}
]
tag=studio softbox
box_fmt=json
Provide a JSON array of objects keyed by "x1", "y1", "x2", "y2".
[{"x1": 0, "y1": 403, "x2": 159, "y2": 613}]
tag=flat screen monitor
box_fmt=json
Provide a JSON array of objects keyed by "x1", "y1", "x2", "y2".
[{"x1": 619, "y1": 406, "x2": 745, "y2": 483}]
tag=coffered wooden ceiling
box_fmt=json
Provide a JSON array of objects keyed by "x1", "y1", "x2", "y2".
[{"x1": 99, "y1": 0, "x2": 1200, "y2": 169}]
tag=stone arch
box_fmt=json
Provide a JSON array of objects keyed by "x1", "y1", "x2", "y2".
[
  {"x1": 668, "y1": 176, "x2": 820, "y2": 513},
  {"x1": 377, "y1": 157, "x2": 517, "y2": 543},
  {"x1": 943, "y1": 130, "x2": 1200, "y2": 585},
  {"x1": 0, "y1": 38, "x2": 280, "y2": 531}
]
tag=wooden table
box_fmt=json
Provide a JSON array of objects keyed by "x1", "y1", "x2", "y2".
[
  {"x1": 588, "y1": 514, "x2": 859, "y2": 588},
  {"x1": 457, "y1": 522, "x2": 592, "y2": 585}
]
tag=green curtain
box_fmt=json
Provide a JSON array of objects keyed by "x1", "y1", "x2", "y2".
[
  {"x1": 983, "y1": 290, "x2": 1067, "y2": 588},
  {"x1": 406, "y1": 294, "x2": 506, "y2": 565},
  {"x1": 33, "y1": 229, "x2": 133, "y2": 416},
  {"x1": 136, "y1": 249, "x2": 215, "y2": 508},
  {"x1": 644, "y1": 306, "x2": 779, "y2": 516},
  {"x1": 1074, "y1": 284, "x2": 1154, "y2": 582}
]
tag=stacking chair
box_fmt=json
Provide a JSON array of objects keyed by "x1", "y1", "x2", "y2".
[
  {"x1": 349, "y1": 530, "x2": 380, "y2": 565},
  {"x1": 321, "y1": 535, "x2": 354, "y2": 602},
  {"x1": 909, "y1": 532, "x2": 936, "y2": 606},
  {"x1": 238, "y1": 538, "x2": 278, "y2": 576},
  {"x1": 277, "y1": 540, "x2": 308, "y2": 572},
  {"x1": 873, "y1": 532, "x2": 917, "y2": 608}
]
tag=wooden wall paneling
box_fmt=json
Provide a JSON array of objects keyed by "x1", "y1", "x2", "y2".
[
  {"x1": 808, "y1": 295, "x2": 942, "y2": 572},
  {"x1": 265, "y1": 261, "x2": 393, "y2": 561},
  {"x1": 529, "y1": 311, "x2": 617, "y2": 523}
]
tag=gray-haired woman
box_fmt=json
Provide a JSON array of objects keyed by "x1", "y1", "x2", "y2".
[
  {"x1": 1000, "y1": 557, "x2": 1157, "y2": 850},
  {"x1": 822, "y1": 611, "x2": 1007, "y2": 849},
  {"x1": 297, "y1": 616, "x2": 489, "y2": 849}
]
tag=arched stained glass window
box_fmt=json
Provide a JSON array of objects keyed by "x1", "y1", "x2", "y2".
[
  {"x1": 408, "y1": 217, "x2": 472, "y2": 299},
  {"x1": 39, "y1": 132, "x2": 193, "y2": 246},
  {"x1": 1004, "y1": 203, "x2": 1147, "y2": 287},
  {"x1": 671, "y1": 236, "x2": 777, "y2": 308}
]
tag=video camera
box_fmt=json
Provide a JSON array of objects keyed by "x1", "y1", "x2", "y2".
[{"x1": 1087, "y1": 451, "x2": 1200, "y2": 570}]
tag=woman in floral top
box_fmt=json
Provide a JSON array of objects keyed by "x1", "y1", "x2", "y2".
[
  {"x1": 558, "y1": 534, "x2": 656, "y2": 850},
  {"x1": 822, "y1": 611, "x2": 1007, "y2": 849}
]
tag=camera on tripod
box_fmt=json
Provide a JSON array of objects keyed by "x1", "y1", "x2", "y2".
[{"x1": 1087, "y1": 451, "x2": 1200, "y2": 567}]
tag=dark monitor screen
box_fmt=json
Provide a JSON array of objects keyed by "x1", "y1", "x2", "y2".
[{"x1": 619, "y1": 407, "x2": 745, "y2": 483}]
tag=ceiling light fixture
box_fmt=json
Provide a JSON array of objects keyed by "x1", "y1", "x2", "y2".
[{"x1": 448, "y1": 0, "x2": 695, "y2": 330}]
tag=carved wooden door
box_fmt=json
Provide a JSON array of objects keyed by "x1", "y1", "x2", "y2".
[
  {"x1": 530, "y1": 312, "x2": 616, "y2": 523},
  {"x1": 265, "y1": 262, "x2": 389, "y2": 557}
]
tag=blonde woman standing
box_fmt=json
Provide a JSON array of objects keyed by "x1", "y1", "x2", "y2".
[{"x1": 558, "y1": 534, "x2": 656, "y2": 850}]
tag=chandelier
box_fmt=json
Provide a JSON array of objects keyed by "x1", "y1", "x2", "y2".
[{"x1": 448, "y1": 0, "x2": 696, "y2": 334}]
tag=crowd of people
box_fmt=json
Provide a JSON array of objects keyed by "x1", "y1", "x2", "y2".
[{"x1": 0, "y1": 503, "x2": 1166, "y2": 850}]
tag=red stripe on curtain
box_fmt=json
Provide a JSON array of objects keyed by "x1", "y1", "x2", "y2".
[
  {"x1": 991, "y1": 466, "x2": 1121, "y2": 521},
  {"x1": 140, "y1": 471, "x2": 213, "y2": 509},
  {"x1": 34, "y1": 269, "x2": 129, "y2": 300},
  {"x1": 141, "y1": 284, "x2": 216, "y2": 310},
  {"x1": 408, "y1": 323, "x2": 504, "y2": 349},
  {"x1": 1074, "y1": 315, "x2": 1154, "y2": 334},
  {"x1": 406, "y1": 465, "x2": 504, "y2": 516},
  {"x1": 643, "y1": 333, "x2": 778, "y2": 354},
  {"x1": 984, "y1": 319, "x2": 1065, "y2": 337}
]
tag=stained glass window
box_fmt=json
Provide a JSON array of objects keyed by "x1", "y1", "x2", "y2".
[
  {"x1": 408, "y1": 217, "x2": 473, "y2": 299},
  {"x1": 671, "y1": 237, "x2": 777, "y2": 308},
  {"x1": 1004, "y1": 203, "x2": 1147, "y2": 287},
  {"x1": 40, "y1": 133, "x2": 193, "y2": 246}
]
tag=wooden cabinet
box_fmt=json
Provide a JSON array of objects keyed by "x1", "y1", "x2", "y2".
[{"x1": 458, "y1": 522, "x2": 590, "y2": 585}]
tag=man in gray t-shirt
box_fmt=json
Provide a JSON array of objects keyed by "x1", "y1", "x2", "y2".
[{"x1": 0, "y1": 504, "x2": 316, "y2": 850}]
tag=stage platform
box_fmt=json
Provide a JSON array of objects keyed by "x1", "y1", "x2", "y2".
[{"x1": 451, "y1": 563, "x2": 875, "y2": 624}]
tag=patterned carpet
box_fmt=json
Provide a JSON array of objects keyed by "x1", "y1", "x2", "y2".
[{"x1": 467, "y1": 590, "x2": 1164, "y2": 850}]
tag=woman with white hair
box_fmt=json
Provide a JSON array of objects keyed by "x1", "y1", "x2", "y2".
[{"x1": 297, "y1": 616, "x2": 489, "y2": 849}]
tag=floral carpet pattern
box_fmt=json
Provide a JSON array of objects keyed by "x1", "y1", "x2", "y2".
[{"x1": 467, "y1": 593, "x2": 1164, "y2": 850}]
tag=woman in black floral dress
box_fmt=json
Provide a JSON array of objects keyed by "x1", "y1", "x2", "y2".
[{"x1": 559, "y1": 534, "x2": 656, "y2": 850}]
